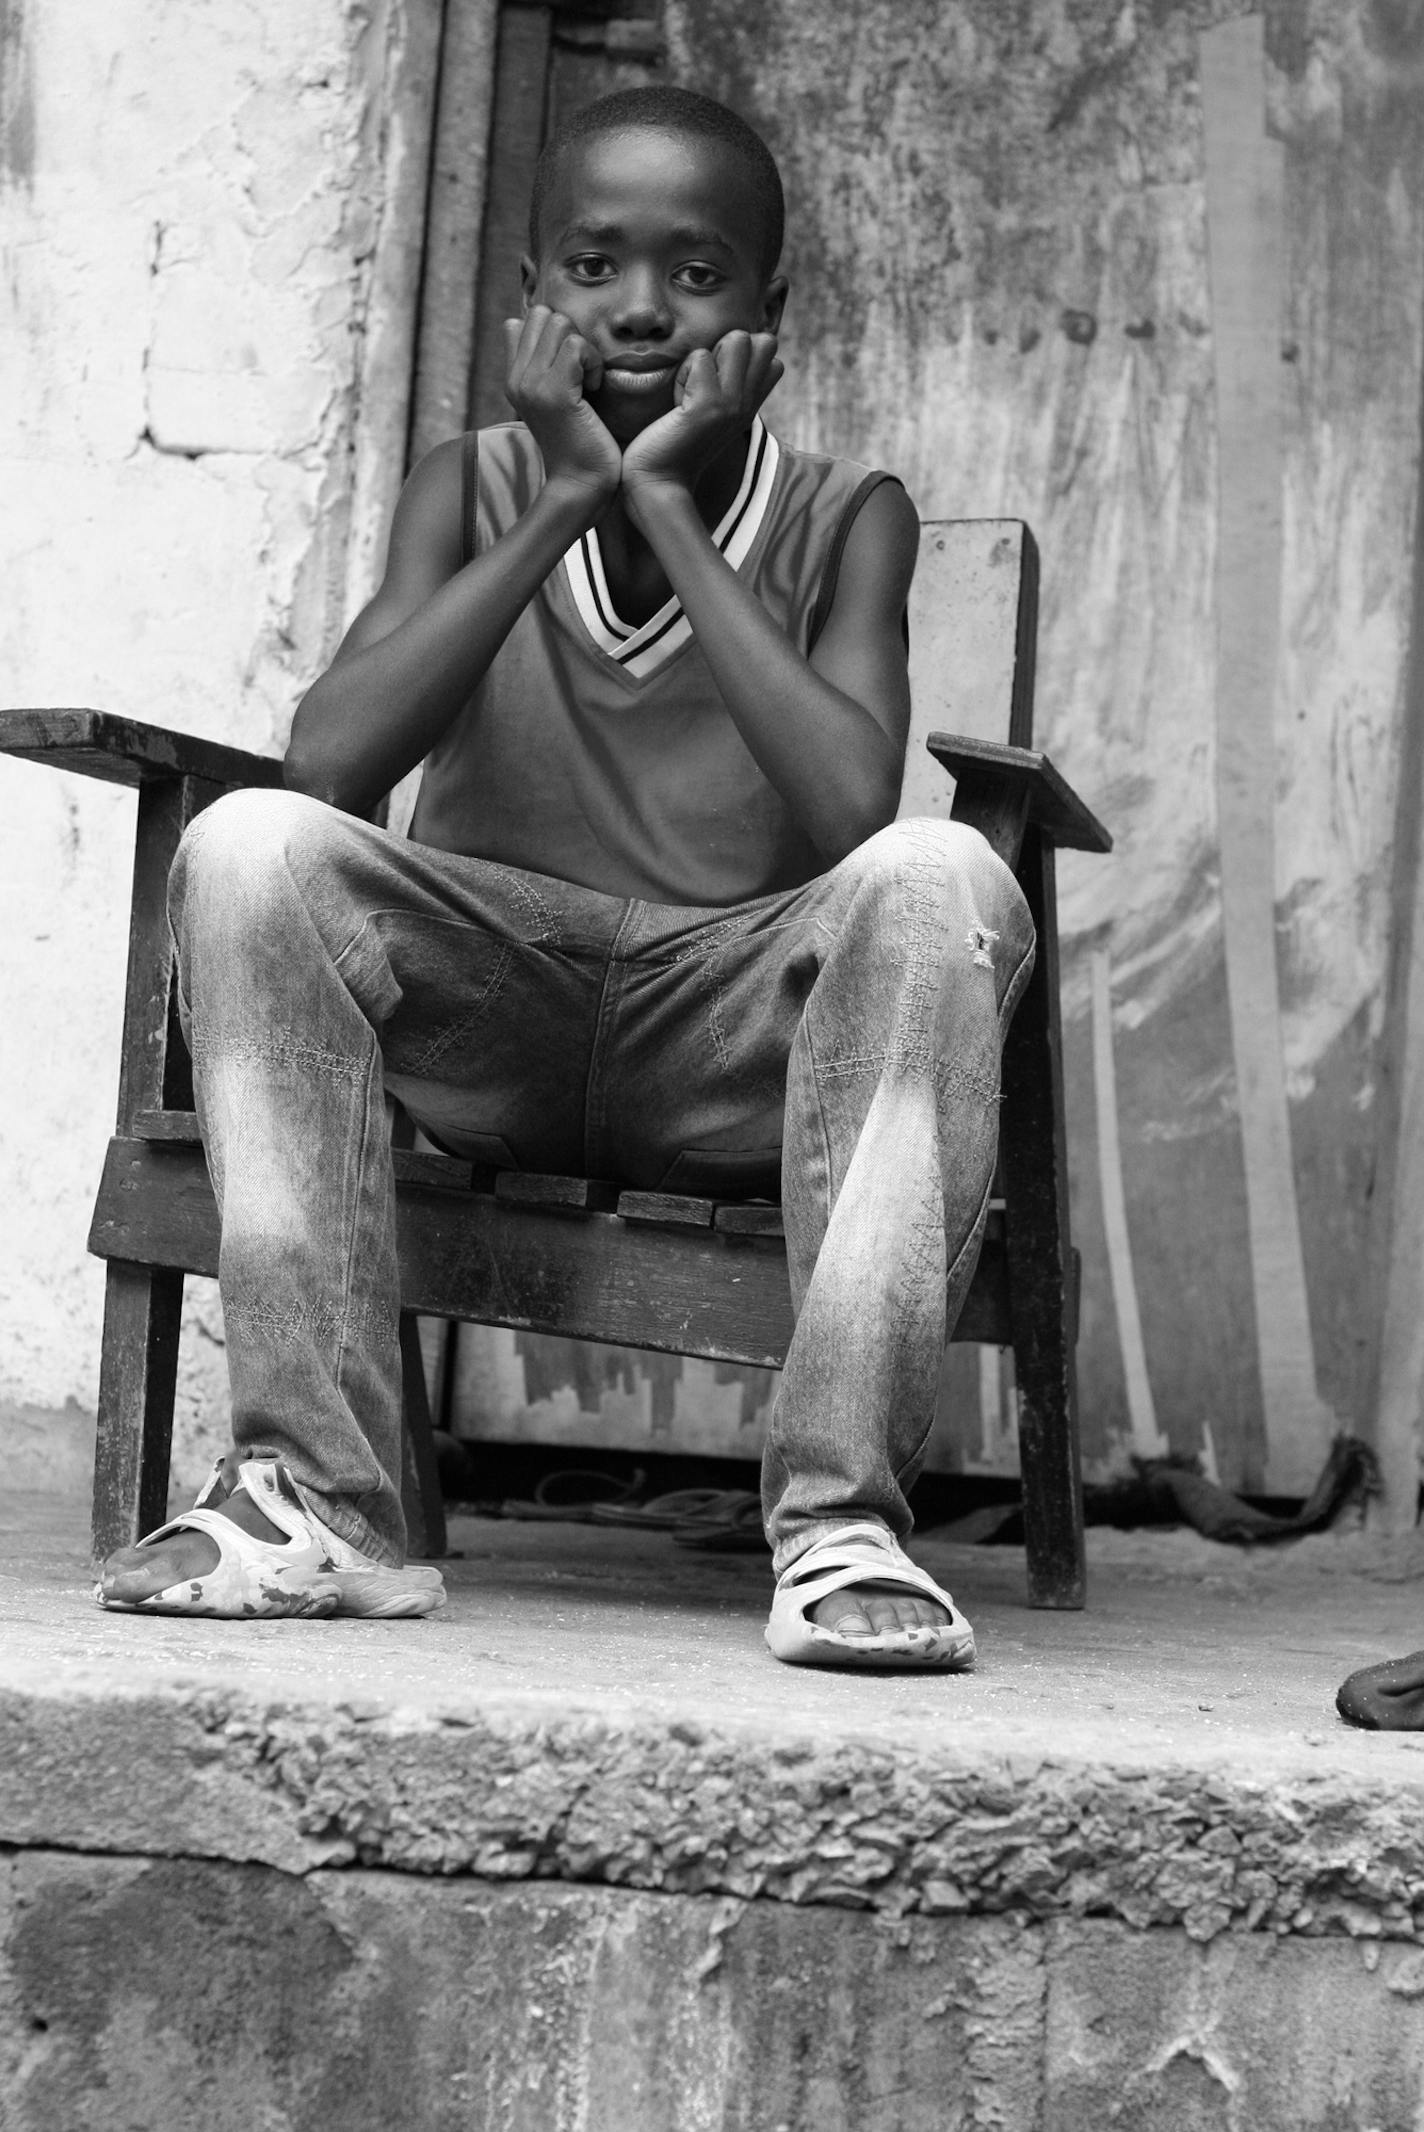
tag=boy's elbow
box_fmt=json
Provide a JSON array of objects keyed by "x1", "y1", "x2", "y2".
[
  {"x1": 283, "y1": 731, "x2": 354, "y2": 813},
  {"x1": 282, "y1": 758, "x2": 365, "y2": 816},
  {"x1": 282, "y1": 734, "x2": 327, "y2": 803},
  {"x1": 284, "y1": 696, "x2": 354, "y2": 811},
  {"x1": 283, "y1": 696, "x2": 318, "y2": 792},
  {"x1": 282, "y1": 753, "x2": 320, "y2": 803},
  {"x1": 817, "y1": 790, "x2": 902, "y2": 869},
  {"x1": 844, "y1": 763, "x2": 905, "y2": 857}
]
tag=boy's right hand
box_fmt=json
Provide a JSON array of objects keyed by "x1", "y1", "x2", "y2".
[{"x1": 504, "y1": 309, "x2": 620, "y2": 510}]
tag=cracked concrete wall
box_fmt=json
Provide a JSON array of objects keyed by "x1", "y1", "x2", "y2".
[
  {"x1": 0, "y1": 0, "x2": 437, "y2": 1494},
  {"x1": 4, "y1": 1853, "x2": 1424, "y2": 2130},
  {"x1": 662, "y1": 0, "x2": 1424, "y2": 1494}
]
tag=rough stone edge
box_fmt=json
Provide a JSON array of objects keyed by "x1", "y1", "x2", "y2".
[{"x1": 3, "y1": 1679, "x2": 1423, "y2": 1946}]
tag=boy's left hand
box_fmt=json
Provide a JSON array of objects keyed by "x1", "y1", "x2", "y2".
[{"x1": 620, "y1": 331, "x2": 783, "y2": 507}]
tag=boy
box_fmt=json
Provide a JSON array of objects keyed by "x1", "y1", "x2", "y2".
[{"x1": 98, "y1": 87, "x2": 1034, "y2": 1668}]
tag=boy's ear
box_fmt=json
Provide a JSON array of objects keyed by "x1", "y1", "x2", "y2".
[
  {"x1": 761, "y1": 274, "x2": 789, "y2": 336},
  {"x1": 519, "y1": 255, "x2": 540, "y2": 312}
]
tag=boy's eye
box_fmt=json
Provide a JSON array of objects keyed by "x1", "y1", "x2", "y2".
[
  {"x1": 673, "y1": 263, "x2": 725, "y2": 293},
  {"x1": 565, "y1": 255, "x2": 615, "y2": 284}
]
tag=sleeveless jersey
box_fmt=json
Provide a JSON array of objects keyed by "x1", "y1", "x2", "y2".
[{"x1": 408, "y1": 418, "x2": 897, "y2": 907}]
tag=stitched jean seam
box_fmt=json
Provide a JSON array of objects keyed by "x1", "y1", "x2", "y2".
[
  {"x1": 651, "y1": 916, "x2": 802, "y2": 1078},
  {"x1": 583, "y1": 900, "x2": 639, "y2": 1173},
  {"x1": 653, "y1": 913, "x2": 802, "y2": 969},
  {"x1": 800, "y1": 997, "x2": 836, "y2": 1237},
  {"x1": 333, "y1": 1038, "x2": 383, "y2": 1461},
  {"x1": 705, "y1": 939, "x2": 733, "y2": 1074},
  {"x1": 403, "y1": 942, "x2": 513, "y2": 1076},
  {"x1": 187, "y1": 1030, "x2": 371, "y2": 1084}
]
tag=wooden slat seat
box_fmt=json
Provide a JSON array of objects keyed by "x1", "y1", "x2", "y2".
[{"x1": 89, "y1": 1135, "x2": 1016, "y2": 1369}]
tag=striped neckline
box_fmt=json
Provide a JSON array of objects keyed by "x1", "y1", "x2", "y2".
[{"x1": 562, "y1": 418, "x2": 780, "y2": 680}]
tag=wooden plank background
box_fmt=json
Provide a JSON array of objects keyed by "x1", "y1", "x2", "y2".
[{"x1": 427, "y1": 0, "x2": 1424, "y2": 1497}]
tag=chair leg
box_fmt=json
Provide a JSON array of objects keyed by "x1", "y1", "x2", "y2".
[
  {"x1": 1008, "y1": 1254, "x2": 1086, "y2": 1609},
  {"x1": 90, "y1": 773, "x2": 214, "y2": 1565},
  {"x1": 90, "y1": 1261, "x2": 183, "y2": 1564},
  {"x1": 399, "y1": 1312, "x2": 448, "y2": 1561},
  {"x1": 999, "y1": 830, "x2": 1087, "y2": 1609}
]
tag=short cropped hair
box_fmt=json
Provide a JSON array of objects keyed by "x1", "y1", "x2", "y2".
[{"x1": 529, "y1": 87, "x2": 785, "y2": 280}]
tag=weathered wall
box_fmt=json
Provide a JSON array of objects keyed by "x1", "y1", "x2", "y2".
[
  {"x1": 5, "y1": 0, "x2": 1422, "y2": 1502},
  {"x1": 0, "y1": 0, "x2": 439, "y2": 1492},
  {"x1": 652, "y1": 0, "x2": 1424, "y2": 1493},
  {"x1": 438, "y1": 0, "x2": 1424, "y2": 1497},
  {"x1": 6, "y1": 1853, "x2": 1424, "y2": 2131}
]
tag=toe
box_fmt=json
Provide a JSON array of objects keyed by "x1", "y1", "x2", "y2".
[
  {"x1": 807, "y1": 1586, "x2": 956, "y2": 1641},
  {"x1": 829, "y1": 1604, "x2": 876, "y2": 1637},
  {"x1": 100, "y1": 1542, "x2": 154, "y2": 1579},
  {"x1": 807, "y1": 1581, "x2": 957, "y2": 1644},
  {"x1": 100, "y1": 1559, "x2": 185, "y2": 1603},
  {"x1": 99, "y1": 1530, "x2": 221, "y2": 1602},
  {"x1": 865, "y1": 1592, "x2": 950, "y2": 1638},
  {"x1": 100, "y1": 1562, "x2": 172, "y2": 1603},
  {"x1": 810, "y1": 1592, "x2": 875, "y2": 1636}
]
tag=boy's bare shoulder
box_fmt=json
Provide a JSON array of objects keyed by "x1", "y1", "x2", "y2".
[
  {"x1": 376, "y1": 422, "x2": 548, "y2": 609},
  {"x1": 334, "y1": 435, "x2": 469, "y2": 653},
  {"x1": 814, "y1": 474, "x2": 920, "y2": 653},
  {"x1": 397, "y1": 424, "x2": 542, "y2": 560},
  {"x1": 385, "y1": 435, "x2": 465, "y2": 581},
  {"x1": 834, "y1": 470, "x2": 920, "y2": 590},
  {"x1": 852, "y1": 471, "x2": 920, "y2": 541}
]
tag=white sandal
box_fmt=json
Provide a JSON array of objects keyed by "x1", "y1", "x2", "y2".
[
  {"x1": 97, "y1": 1457, "x2": 447, "y2": 1620},
  {"x1": 765, "y1": 1521, "x2": 976, "y2": 1670}
]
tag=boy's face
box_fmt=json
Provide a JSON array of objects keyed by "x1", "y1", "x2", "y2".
[{"x1": 522, "y1": 127, "x2": 787, "y2": 441}]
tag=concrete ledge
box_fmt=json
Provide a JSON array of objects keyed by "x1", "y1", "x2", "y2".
[
  {"x1": 6, "y1": 1851, "x2": 1424, "y2": 2132},
  {"x1": 10, "y1": 1500, "x2": 1424, "y2": 1965},
  {"x1": 5, "y1": 1665, "x2": 1424, "y2": 1946}
]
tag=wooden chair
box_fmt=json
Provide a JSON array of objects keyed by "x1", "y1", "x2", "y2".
[{"x1": 1, "y1": 518, "x2": 1109, "y2": 1605}]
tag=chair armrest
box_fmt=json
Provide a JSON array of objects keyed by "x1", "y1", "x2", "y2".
[
  {"x1": 927, "y1": 733, "x2": 1112, "y2": 858},
  {"x1": 0, "y1": 709, "x2": 284, "y2": 791}
]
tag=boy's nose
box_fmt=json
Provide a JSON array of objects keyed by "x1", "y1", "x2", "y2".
[{"x1": 610, "y1": 273, "x2": 673, "y2": 340}]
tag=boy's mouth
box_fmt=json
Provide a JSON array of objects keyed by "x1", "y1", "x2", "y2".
[{"x1": 600, "y1": 359, "x2": 679, "y2": 394}]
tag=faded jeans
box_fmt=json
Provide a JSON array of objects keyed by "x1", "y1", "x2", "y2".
[{"x1": 168, "y1": 790, "x2": 1035, "y2": 1572}]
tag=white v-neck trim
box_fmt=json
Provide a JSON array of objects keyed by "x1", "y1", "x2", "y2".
[{"x1": 562, "y1": 418, "x2": 780, "y2": 680}]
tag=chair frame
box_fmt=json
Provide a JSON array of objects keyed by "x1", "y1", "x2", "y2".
[{"x1": 2, "y1": 519, "x2": 1109, "y2": 1607}]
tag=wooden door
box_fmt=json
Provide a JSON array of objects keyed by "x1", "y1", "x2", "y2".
[{"x1": 408, "y1": 0, "x2": 666, "y2": 465}]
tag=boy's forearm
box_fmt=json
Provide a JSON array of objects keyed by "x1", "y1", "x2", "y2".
[
  {"x1": 628, "y1": 483, "x2": 904, "y2": 861},
  {"x1": 286, "y1": 480, "x2": 600, "y2": 816}
]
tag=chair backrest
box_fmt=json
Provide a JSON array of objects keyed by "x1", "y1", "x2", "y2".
[{"x1": 897, "y1": 519, "x2": 1039, "y2": 822}]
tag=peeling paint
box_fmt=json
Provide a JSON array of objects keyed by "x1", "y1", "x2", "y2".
[
  {"x1": 0, "y1": 0, "x2": 438, "y2": 1479},
  {"x1": 0, "y1": 0, "x2": 35, "y2": 188},
  {"x1": 660, "y1": 0, "x2": 1424, "y2": 1488}
]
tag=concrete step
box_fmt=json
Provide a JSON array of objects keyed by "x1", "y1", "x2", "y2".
[{"x1": 5, "y1": 1495, "x2": 1424, "y2": 2127}]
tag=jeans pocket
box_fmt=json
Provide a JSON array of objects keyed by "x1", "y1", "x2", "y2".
[
  {"x1": 658, "y1": 1146, "x2": 784, "y2": 1199},
  {"x1": 387, "y1": 1087, "x2": 519, "y2": 1170}
]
